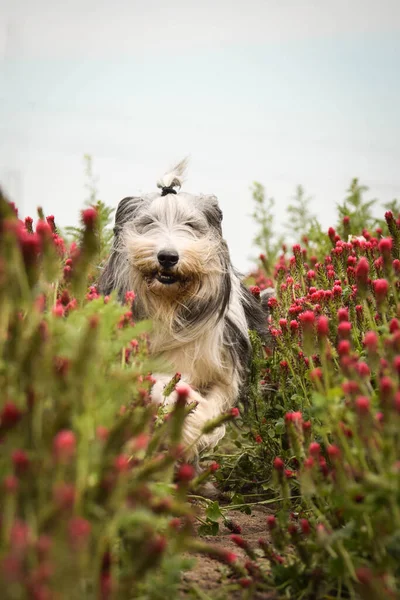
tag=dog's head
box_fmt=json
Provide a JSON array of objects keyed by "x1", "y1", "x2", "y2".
[{"x1": 99, "y1": 160, "x2": 232, "y2": 322}]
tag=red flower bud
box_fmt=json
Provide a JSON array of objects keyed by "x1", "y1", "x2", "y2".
[
  {"x1": 338, "y1": 321, "x2": 352, "y2": 339},
  {"x1": 148, "y1": 535, "x2": 167, "y2": 556},
  {"x1": 36, "y1": 219, "x2": 52, "y2": 238},
  {"x1": 327, "y1": 444, "x2": 341, "y2": 459},
  {"x1": 53, "y1": 483, "x2": 76, "y2": 510},
  {"x1": 279, "y1": 318, "x2": 288, "y2": 330},
  {"x1": 68, "y1": 517, "x2": 91, "y2": 548},
  {"x1": 378, "y1": 237, "x2": 392, "y2": 256},
  {"x1": 10, "y1": 520, "x2": 31, "y2": 551},
  {"x1": 273, "y1": 457, "x2": 284, "y2": 471},
  {"x1": 221, "y1": 551, "x2": 238, "y2": 565},
  {"x1": 316, "y1": 316, "x2": 329, "y2": 338},
  {"x1": 337, "y1": 308, "x2": 349, "y2": 322},
  {"x1": 338, "y1": 340, "x2": 351, "y2": 357},
  {"x1": 53, "y1": 430, "x2": 76, "y2": 462},
  {"x1": 230, "y1": 534, "x2": 247, "y2": 549},
  {"x1": 81, "y1": 207, "x2": 97, "y2": 229},
  {"x1": 356, "y1": 257, "x2": 369, "y2": 287},
  {"x1": 285, "y1": 469, "x2": 295, "y2": 479},
  {"x1": 18, "y1": 230, "x2": 41, "y2": 266},
  {"x1": 363, "y1": 331, "x2": 378, "y2": 352},
  {"x1": 342, "y1": 381, "x2": 359, "y2": 395},
  {"x1": 209, "y1": 462, "x2": 220, "y2": 472},
  {"x1": 356, "y1": 567, "x2": 374, "y2": 585},
  {"x1": 96, "y1": 426, "x2": 109, "y2": 441},
  {"x1": 393, "y1": 356, "x2": 400, "y2": 375},
  {"x1": 249, "y1": 285, "x2": 261, "y2": 299},
  {"x1": 310, "y1": 368, "x2": 323, "y2": 381},
  {"x1": 225, "y1": 520, "x2": 241, "y2": 534},
  {"x1": 52, "y1": 303, "x2": 64, "y2": 318},
  {"x1": 114, "y1": 455, "x2": 130, "y2": 473},
  {"x1": 285, "y1": 411, "x2": 303, "y2": 424},
  {"x1": 319, "y1": 457, "x2": 329, "y2": 477},
  {"x1": 175, "y1": 383, "x2": 191, "y2": 404},
  {"x1": 125, "y1": 290, "x2": 136, "y2": 304},
  {"x1": 3, "y1": 475, "x2": 18, "y2": 493},
  {"x1": 12, "y1": 450, "x2": 30, "y2": 474},
  {"x1": 332, "y1": 284, "x2": 342, "y2": 297},
  {"x1": 176, "y1": 463, "x2": 195, "y2": 482},
  {"x1": 0, "y1": 402, "x2": 22, "y2": 430},
  {"x1": 380, "y1": 376, "x2": 394, "y2": 402},
  {"x1": 299, "y1": 311, "x2": 315, "y2": 330},
  {"x1": 309, "y1": 442, "x2": 321, "y2": 457},
  {"x1": 24, "y1": 216, "x2": 33, "y2": 232},
  {"x1": 354, "y1": 362, "x2": 369, "y2": 379},
  {"x1": 46, "y1": 215, "x2": 56, "y2": 232},
  {"x1": 300, "y1": 518, "x2": 311, "y2": 535},
  {"x1": 355, "y1": 396, "x2": 370, "y2": 414},
  {"x1": 372, "y1": 279, "x2": 389, "y2": 304}
]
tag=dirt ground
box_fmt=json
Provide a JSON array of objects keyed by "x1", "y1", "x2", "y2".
[{"x1": 180, "y1": 505, "x2": 278, "y2": 599}]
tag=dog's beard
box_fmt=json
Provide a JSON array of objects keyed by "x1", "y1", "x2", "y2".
[
  {"x1": 126, "y1": 234, "x2": 221, "y2": 302},
  {"x1": 143, "y1": 267, "x2": 192, "y2": 297}
]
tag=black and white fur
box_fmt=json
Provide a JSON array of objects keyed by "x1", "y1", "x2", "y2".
[{"x1": 99, "y1": 159, "x2": 268, "y2": 457}]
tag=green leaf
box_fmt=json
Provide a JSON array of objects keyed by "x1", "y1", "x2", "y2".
[
  {"x1": 198, "y1": 521, "x2": 219, "y2": 536},
  {"x1": 205, "y1": 501, "x2": 223, "y2": 523},
  {"x1": 275, "y1": 419, "x2": 285, "y2": 434}
]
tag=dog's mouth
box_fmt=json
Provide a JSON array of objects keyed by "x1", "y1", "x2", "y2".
[
  {"x1": 155, "y1": 271, "x2": 179, "y2": 285},
  {"x1": 143, "y1": 268, "x2": 191, "y2": 291}
]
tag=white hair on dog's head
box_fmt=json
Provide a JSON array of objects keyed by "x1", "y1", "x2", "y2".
[
  {"x1": 99, "y1": 160, "x2": 268, "y2": 457},
  {"x1": 156, "y1": 157, "x2": 189, "y2": 191}
]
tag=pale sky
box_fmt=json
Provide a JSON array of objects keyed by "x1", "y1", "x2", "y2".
[{"x1": 1, "y1": 0, "x2": 400, "y2": 271}]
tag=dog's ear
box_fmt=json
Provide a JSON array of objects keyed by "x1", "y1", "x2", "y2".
[
  {"x1": 199, "y1": 195, "x2": 223, "y2": 232},
  {"x1": 113, "y1": 196, "x2": 145, "y2": 236},
  {"x1": 98, "y1": 196, "x2": 144, "y2": 297}
]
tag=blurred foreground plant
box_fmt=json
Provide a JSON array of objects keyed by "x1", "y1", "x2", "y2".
[{"x1": 0, "y1": 190, "x2": 232, "y2": 600}]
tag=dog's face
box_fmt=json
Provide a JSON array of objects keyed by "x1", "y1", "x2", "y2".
[{"x1": 120, "y1": 193, "x2": 227, "y2": 303}]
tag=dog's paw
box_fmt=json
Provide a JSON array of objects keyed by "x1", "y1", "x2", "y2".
[
  {"x1": 150, "y1": 374, "x2": 173, "y2": 405},
  {"x1": 150, "y1": 374, "x2": 225, "y2": 459},
  {"x1": 150, "y1": 373, "x2": 201, "y2": 407}
]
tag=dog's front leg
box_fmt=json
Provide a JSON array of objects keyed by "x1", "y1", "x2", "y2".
[
  {"x1": 150, "y1": 375, "x2": 237, "y2": 458},
  {"x1": 150, "y1": 373, "x2": 179, "y2": 407},
  {"x1": 182, "y1": 382, "x2": 238, "y2": 458}
]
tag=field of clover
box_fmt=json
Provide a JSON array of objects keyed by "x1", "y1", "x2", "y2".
[{"x1": 1, "y1": 161, "x2": 399, "y2": 600}]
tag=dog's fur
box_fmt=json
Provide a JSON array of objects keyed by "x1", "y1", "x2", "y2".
[{"x1": 98, "y1": 159, "x2": 268, "y2": 457}]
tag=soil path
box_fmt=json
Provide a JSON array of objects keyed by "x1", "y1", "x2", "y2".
[{"x1": 181, "y1": 505, "x2": 278, "y2": 599}]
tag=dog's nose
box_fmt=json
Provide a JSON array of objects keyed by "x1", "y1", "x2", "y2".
[{"x1": 157, "y1": 249, "x2": 179, "y2": 269}]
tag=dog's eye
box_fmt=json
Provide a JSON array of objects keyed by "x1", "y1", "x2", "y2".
[
  {"x1": 185, "y1": 222, "x2": 198, "y2": 231},
  {"x1": 137, "y1": 217, "x2": 155, "y2": 232}
]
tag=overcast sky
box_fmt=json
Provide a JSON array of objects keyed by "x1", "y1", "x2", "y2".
[{"x1": 1, "y1": 0, "x2": 400, "y2": 271}]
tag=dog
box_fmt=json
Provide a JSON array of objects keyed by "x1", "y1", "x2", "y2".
[{"x1": 98, "y1": 159, "x2": 269, "y2": 458}]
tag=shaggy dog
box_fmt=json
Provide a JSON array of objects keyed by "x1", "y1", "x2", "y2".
[{"x1": 98, "y1": 159, "x2": 269, "y2": 458}]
